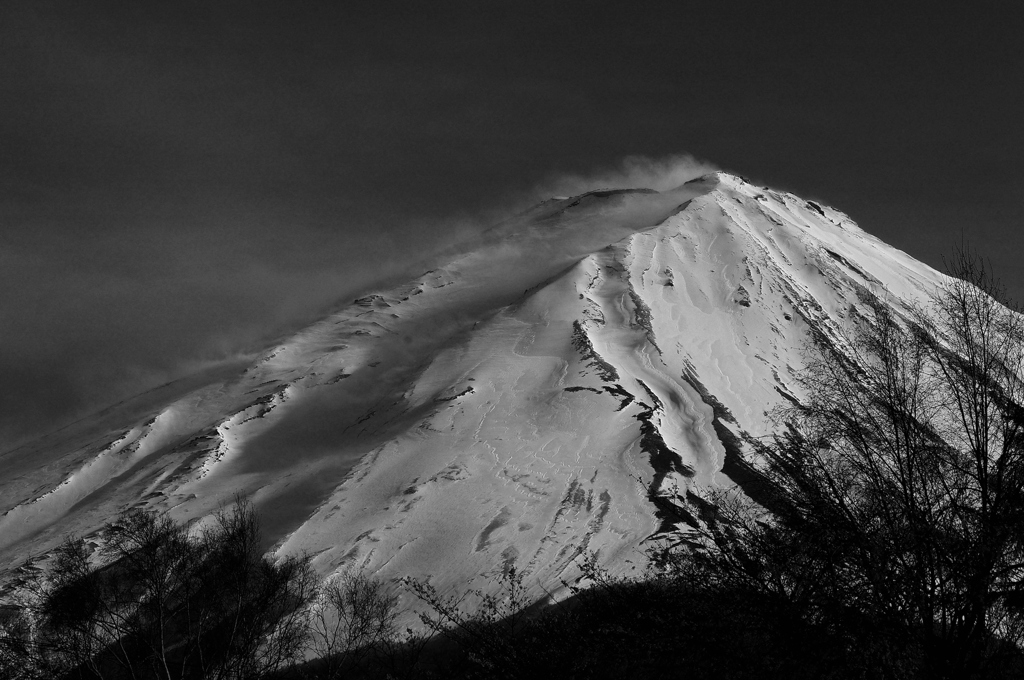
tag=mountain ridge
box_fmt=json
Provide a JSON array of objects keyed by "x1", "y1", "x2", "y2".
[{"x1": 0, "y1": 172, "x2": 948, "y2": 608}]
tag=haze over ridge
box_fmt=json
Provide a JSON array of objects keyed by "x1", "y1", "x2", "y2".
[{"x1": 0, "y1": 154, "x2": 716, "y2": 453}]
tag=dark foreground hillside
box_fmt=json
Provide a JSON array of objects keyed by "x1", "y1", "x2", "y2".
[{"x1": 5, "y1": 500, "x2": 1024, "y2": 680}]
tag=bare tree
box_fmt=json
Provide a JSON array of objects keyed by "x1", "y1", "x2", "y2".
[
  {"x1": 192, "y1": 501, "x2": 317, "y2": 680},
  {"x1": 305, "y1": 570, "x2": 398, "y2": 679},
  {"x1": 1, "y1": 500, "x2": 318, "y2": 680},
  {"x1": 672, "y1": 250, "x2": 1024, "y2": 678}
]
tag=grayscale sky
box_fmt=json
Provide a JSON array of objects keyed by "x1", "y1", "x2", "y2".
[{"x1": 2, "y1": 1, "x2": 1022, "y2": 449}]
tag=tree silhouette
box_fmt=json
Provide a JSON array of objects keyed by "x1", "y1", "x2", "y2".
[
  {"x1": 671, "y1": 250, "x2": 1024, "y2": 678},
  {"x1": 0, "y1": 500, "x2": 318, "y2": 679}
]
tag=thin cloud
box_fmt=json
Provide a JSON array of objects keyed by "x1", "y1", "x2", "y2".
[{"x1": 534, "y1": 154, "x2": 719, "y2": 197}]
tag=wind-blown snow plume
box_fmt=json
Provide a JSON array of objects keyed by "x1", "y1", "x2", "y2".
[{"x1": 536, "y1": 154, "x2": 719, "y2": 196}]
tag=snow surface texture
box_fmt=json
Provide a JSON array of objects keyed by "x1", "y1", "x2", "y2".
[{"x1": 0, "y1": 173, "x2": 947, "y2": 608}]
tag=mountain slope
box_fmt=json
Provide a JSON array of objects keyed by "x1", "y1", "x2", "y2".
[{"x1": 0, "y1": 173, "x2": 946, "y2": 604}]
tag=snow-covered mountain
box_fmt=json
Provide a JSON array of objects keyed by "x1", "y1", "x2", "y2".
[{"x1": 0, "y1": 172, "x2": 946, "y2": 604}]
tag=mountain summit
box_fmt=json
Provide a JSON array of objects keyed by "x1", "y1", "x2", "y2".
[{"x1": 0, "y1": 173, "x2": 947, "y2": 602}]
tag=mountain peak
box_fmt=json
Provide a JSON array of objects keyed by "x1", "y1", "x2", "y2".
[
  {"x1": 680, "y1": 170, "x2": 749, "y2": 192},
  {"x1": 707, "y1": 170, "x2": 748, "y2": 184},
  {"x1": 0, "y1": 172, "x2": 947, "y2": 617}
]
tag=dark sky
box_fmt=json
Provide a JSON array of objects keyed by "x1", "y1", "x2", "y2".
[{"x1": 2, "y1": 1, "x2": 1022, "y2": 450}]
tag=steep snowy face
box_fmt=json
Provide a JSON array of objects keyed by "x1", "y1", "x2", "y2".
[{"x1": 0, "y1": 173, "x2": 946, "y2": 602}]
